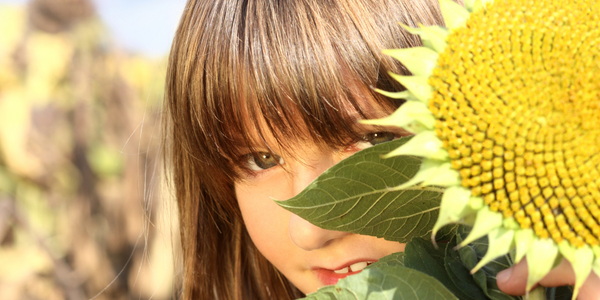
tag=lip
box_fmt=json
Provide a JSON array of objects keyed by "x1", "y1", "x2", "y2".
[{"x1": 313, "y1": 260, "x2": 376, "y2": 286}]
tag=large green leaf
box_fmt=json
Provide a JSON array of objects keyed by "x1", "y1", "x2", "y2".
[
  {"x1": 444, "y1": 235, "x2": 490, "y2": 300},
  {"x1": 548, "y1": 286, "x2": 574, "y2": 300},
  {"x1": 302, "y1": 286, "x2": 356, "y2": 300},
  {"x1": 404, "y1": 237, "x2": 475, "y2": 300},
  {"x1": 304, "y1": 264, "x2": 459, "y2": 300},
  {"x1": 308, "y1": 252, "x2": 406, "y2": 300},
  {"x1": 276, "y1": 138, "x2": 444, "y2": 243},
  {"x1": 455, "y1": 228, "x2": 518, "y2": 300},
  {"x1": 367, "y1": 252, "x2": 406, "y2": 269}
]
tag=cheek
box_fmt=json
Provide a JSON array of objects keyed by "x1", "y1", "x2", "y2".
[{"x1": 235, "y1": 181, "x2": 293, "y2": 263}]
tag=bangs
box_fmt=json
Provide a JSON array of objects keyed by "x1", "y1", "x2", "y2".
[{"x1": 168, "y1": 0, "x2": 441, "y2": 179}]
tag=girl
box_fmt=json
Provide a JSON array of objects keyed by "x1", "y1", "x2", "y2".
[
  {"x1": 163, "y1": 0, "x2": 447, "y2": 298},
  {"x1": 162, "y1": 0, "x2": 597, "y2": 299}
]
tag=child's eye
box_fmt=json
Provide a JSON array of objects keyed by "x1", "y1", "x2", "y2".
[
  {"x1": 351, "y1": 132, "x2": 397, "y2": 152},
  {"x1": 364, "y1": 132, "x2": 396, "y2": 145},
  {"x1": 243, "y1": 152, "x2": 284, "y2": 171}
]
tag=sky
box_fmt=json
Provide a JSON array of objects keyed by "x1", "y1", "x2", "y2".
[{"x1": 1, "y1": 0, "x2": 188, "y2": 56}]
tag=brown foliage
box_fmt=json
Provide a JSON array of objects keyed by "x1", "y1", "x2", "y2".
[{"x1": 0, "y1": 3, "x2": 177, "y2": 300}]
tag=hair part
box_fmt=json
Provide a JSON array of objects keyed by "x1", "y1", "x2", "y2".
[{"x1": 164, "y1": 0, "x2": 447, "y2": 299}]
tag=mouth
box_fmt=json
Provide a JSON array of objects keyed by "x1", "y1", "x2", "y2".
[
  {"x1": 314, "y1": 261, "x2": 375, "y2": 286},
  {"x1": 332, "y1": 261, "x2": 374, "y2": 274}
]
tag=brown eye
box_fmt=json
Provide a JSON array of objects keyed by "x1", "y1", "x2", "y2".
[
  {"x1": 364, "y1": 132, "x2": 396, "y2": 145},
  {"x1": 351, "y1": 132, "x2": 398, "y2": 152},
  {"x1": 245, "y1": 152, "x2": 284, "y2": 171}
]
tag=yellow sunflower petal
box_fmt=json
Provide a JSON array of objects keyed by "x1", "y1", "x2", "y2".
[
  {"x1": 432, "y1": 186, "x2": 474, "y2": 244},
  {"x1": 391, "y1": 158, "x2": 446, "y2": 190},
  {"x1": 438, "y1": 0, "x2": 469, "y2": 30},
  {"x1": 462, "y1": 0, "x2": 477, "y2": 12},
  {"x1": 360, "y1": 101, "x2": 434, "y2": 133},
  {"x1": 418, "y1": 25, "x2": 449, "y2": 53},
  {"x1": 388, "y1": 73, "x2": 432, "y2": 103},
  {"x1": 471, "y1": 227, "x2": 514, "y2": 274},
  {"x1": 382, "y1": 47, "x2": 439, "y2": 77},
  {"x1": 464, "y1": 0, "x2": 492, "y2": 13},
  {"x1": 514, "y1": 228, "x2": 535, "y2": 264},
  {"x1": 457, "y1": 206, "x2": 503, "y2": 247},
  {"x1": 382, "y1": 131, "x2": 447, "y2": 160},
  {"x1": 372, "y1": 89, "x2": 415, "y2": 100},
  {"x1": 594, "y1": 256, "x2": 600, "y2": 278},
  {"x1": 399, "y1": 24, "x2": 448, "y2": 53},
  {"x1": 558, "y1": 242, "x2": 594, "y2": 300},
  {"x1": 420, "y1": 163, "x2": 460, "y2": 187},
  {"x1": 526, "y1": 239, "x2": 559, "y2": 292}
]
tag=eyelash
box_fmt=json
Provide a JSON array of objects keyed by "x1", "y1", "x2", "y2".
[{"x1": 237, "y1": 131, "x2": 406, "y2": 177}]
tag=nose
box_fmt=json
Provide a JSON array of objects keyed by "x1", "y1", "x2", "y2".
[
  {"x1": 287, "y1": 153, "x2": 350, "y2": 251},
  {"x1": 289, "y1": 213, "x2": 350, "y2": 251}
]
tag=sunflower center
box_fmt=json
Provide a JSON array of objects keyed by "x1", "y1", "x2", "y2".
[{"x1": 429, "y1": 0, "x2": 600, "y2": 248}]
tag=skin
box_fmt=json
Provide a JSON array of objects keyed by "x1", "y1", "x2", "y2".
[
  {"x1": 235, "y1": 140, "x2": 406, "y2": 294},
  {"x1": 234, "y1": 98, "x2": 410, "y2": 294},
  {"x1": 497, "y1": 259, "x2": 600, "y2": 299}
]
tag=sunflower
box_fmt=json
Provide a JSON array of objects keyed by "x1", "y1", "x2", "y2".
[{"x1": 363, "y1": 0, "x2": 600, "y2": 298}]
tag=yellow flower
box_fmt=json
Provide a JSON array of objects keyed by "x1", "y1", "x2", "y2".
[{"x1": 363, "y1": 0, "x2": 600, "y2": 298}]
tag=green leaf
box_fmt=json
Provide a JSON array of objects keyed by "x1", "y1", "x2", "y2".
[
  {"x1": 444, "y1": 235, "x2": 490, "y2": 300},
  {"x1": 304, "y1": 265, "x2": 459, "y2": 300},
  {"x1": 455, "y1": 227, "x2": 520, "y2": 300},
  {"x1": 303, "y1": 286, "x2": 356, "y2": 300},
  {"x1": 457, "y1": 241, "x2": 489, "y2": 297},
  {"x1": 547, "y1": 286, "x2": 574, "y2": 300},
  {"x1": 404, "y1": 237, "x2": 474, "y2": 300},
  {"x1": 367, "y1": 252, "x2": 406, "y2": 268},
  {"x1": 435, "y1": 224, "x2": 459, "y2": 243},
  {"x1": 276, "y1": 138, "x2": 444, "y2": 243}
]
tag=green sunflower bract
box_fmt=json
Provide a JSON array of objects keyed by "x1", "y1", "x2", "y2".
[{"x1": 363, "y1": 0, "x2": 600, "y2": 298}]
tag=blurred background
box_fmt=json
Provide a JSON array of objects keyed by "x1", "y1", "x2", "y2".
[{"x1": 0, "y1": 0, "x2": 186, "y2": 299}]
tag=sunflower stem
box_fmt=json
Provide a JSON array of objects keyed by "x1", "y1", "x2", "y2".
[{"x1": 528, "y1": 286, "x2": 546, "y2": 300}]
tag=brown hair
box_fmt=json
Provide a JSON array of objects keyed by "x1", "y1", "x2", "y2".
[{"x1": 164, "y1": 0, "x2": 446, "y2": 299}]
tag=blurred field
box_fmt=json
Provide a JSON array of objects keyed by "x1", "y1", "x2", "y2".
[{"x1": 0, "y1": 1, "x2": 179, "y2": 299}]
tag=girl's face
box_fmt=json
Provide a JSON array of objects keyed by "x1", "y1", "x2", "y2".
[{"x1": 234, "y1": 99, "x2": 410, "y2": 294}]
